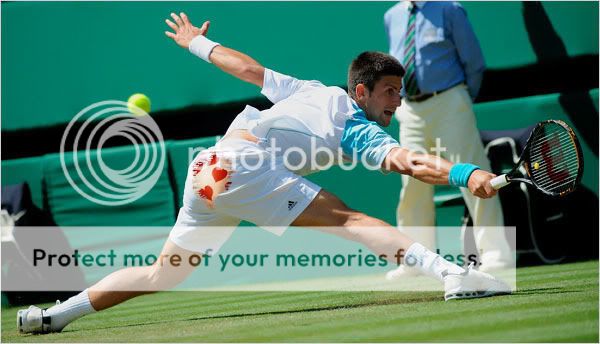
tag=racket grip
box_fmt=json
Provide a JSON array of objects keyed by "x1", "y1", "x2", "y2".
[{"x1": 490, "y1": 174, "x2": 510, "y2": 190}]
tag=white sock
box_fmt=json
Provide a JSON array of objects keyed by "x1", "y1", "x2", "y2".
[
  {"x1": 45, "y1": 289, "x2": 96, "y2": 331},
  {"x1": 405, "y1": 243, "x2": 465, "y2": 282}
]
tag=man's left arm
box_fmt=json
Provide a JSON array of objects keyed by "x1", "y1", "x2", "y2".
[
  {"x1": 165, "y1": 12, "x2": 265, "y2": 87},
  {"x1": 448, "y1": 3, "x2": 485, "y2": 99},
  {"x1": 341, "y1": 117, "x2": 497, "y2": 199},
  {"x1": 383, "y1": 147, "x2": 498, "y2": 199}
]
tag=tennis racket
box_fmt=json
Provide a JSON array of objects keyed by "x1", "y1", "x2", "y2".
[{"x1": 489, "y1": 120, "x2": 583, "y2": 197}]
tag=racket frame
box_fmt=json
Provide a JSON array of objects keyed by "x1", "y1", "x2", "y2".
[{"x1": 492, "y1": 120, "x2": 583, "y2": 197}]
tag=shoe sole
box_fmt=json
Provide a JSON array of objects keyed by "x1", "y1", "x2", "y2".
[
  {"x1": 17, "y1": 309, "x2": 27, "y2": 333},
  {"x1": 445, "y1": 289, "x2": 511, "y2": 301}
]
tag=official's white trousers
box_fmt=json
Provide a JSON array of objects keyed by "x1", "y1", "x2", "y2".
[{"x1": 395, "y1": 84, "x2": 512, "y2": 266}]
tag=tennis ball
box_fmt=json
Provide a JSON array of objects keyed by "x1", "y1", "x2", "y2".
[
  {"x1": 127, "y1": 93, "x2": 151, "y2": 116},
  {"x1": 533, "y1": 162, "x2": 540, "y2": 170}
]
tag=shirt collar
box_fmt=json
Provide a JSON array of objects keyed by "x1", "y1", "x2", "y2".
[
  {"x1": 351, "y1": 100, "x2": 363, "y2": 114},
  {"x1": 405, "y1": 1, "x2": 426, "y2": 10}
]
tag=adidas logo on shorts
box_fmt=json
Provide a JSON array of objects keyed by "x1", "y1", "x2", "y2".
[{"x1": 288, "y1": 201, "x2": 297, "y2": 210}]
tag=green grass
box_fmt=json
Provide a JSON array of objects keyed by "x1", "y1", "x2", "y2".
[{"x1": 2, "y1": 260, "x2": 598, "y2": 342}]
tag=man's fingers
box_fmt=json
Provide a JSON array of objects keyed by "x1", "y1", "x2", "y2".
[
  {"x1": 171, "y1": 12, "x2": 183, "y2": 27},
  {"x1": 180, "y1": 12, "x2": 191, "y2": 26},
  {"x1": 165, "y1": 19, "x2": 178, "y2": 32},
  {"x1": 199, "y1": 20, "x2": 210, "y2": 35},
  {"x1": 165, "y1": 31, "x2": 176, "y2": 39},
  {"x1": 472, "y1": 185, "x2": 494, "y2": 199},
  {"x1": 482, "y1": 182, "x2": 497, "y2": 198},
  {"x1": 481, "y1": 189, "x2": 496, "y2": 198}
]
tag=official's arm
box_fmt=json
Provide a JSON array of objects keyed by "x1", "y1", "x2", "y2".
[{"x1": 447, "y1": 3, "x2": 485, "y2": 99}]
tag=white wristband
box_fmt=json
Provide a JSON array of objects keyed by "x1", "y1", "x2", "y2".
[{"x1": 188, "y1": 35, "x2": 220, "y2": 63}]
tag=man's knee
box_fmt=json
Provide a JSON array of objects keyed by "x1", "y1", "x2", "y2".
[
  {"x1": 343, "y1": 211, "x2": 369, "y2": 227},
  {"x1": 339, "y1": 212, "x2": 398, "y2": 245}
]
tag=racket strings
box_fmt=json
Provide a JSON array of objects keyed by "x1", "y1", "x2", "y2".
[
  {"x1": 531, "y1": 145, "x2": 580, "y2": 181},
  {"x1": 536, "y1": 161, "x2": 577, "y2": 186},
  {"x1": 529, "y1": 134, "x2": 574, "y2": 155},
  {"x1": 532, "y1": 154, "x2": 579, "y2": 176},
  {"x1": 530, "y1": 136, "x2": 579, "y2": 191},
  {"x1": 527, "y1": 122, "x2": 581, "y2": 194},
  {"x1": 531, "y1": 137, "x2": 578, "y2": 175}
]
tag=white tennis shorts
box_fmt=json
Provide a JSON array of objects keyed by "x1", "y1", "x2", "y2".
[{"x1": 169, "y1": 138, "x2": 321, "y2": 253}]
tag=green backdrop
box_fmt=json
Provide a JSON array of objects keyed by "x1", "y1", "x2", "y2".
[{"x1": 2, "y1": 1, "x2": 598, "y2": 130}]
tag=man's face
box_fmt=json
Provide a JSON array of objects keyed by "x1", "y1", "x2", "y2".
[{"x1": 357, "y1": 76, "x2": 402, "y2": 127}]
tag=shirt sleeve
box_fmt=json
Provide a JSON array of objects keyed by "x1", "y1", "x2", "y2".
[
  {"x1": 340, "y1": 112, "x2": 401, "y2": 171},
  {"x1": 383, "y1": 9, "x2": 392, "y2": 50},
  {"x1": 261, "y1": 68, "x2": 324, "y2": 104},
  {"x1": 448, "y1": 2, "x2": 485, "y2": 99}
]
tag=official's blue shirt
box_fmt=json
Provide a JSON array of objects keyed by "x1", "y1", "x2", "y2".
[{"x1": 384, "y1": 1, "x2": 485, "y2": 99}]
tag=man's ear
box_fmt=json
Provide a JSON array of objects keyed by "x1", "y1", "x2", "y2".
[{"x1": 355, "y1": 83, "x2": 368, "y2": 100}]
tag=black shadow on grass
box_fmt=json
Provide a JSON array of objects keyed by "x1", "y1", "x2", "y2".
[
  {"x1": 513, "y1": 287, "x2": 586, "y2": 295},
  {"x1": 69, "y1": 293, "x2": 442, "y2": 332}
]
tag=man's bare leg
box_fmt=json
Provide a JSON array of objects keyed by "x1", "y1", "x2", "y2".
[
  {"x1": 292, "y1": 189, "x2": 464, "y2": 280},
  {"x1": 18, "y1": 239, "x2": 199, "y2": 333},
  {"x1": 89, "y1": 239, "x2": 199, "y2": 310},
  {"x1": 292, "y1": 189, "x2": 415, "y2": 261}
]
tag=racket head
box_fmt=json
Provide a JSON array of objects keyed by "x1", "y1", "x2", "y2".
[{"x1": 511, "y1": 120, "x2": 584, "y2": 197}]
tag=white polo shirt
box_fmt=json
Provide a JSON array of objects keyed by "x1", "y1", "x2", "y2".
[{"x1": 224, "y1": 68, "x2": 400, "y2": 175}]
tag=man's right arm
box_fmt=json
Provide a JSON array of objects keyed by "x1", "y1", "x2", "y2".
[{"x1": 165, "y1": 12, "x2": 265, "y2": 88}]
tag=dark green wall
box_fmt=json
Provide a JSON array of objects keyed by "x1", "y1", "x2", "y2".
[{"x1": 2, "y1": 1, "x2": 598, "y2": 130}]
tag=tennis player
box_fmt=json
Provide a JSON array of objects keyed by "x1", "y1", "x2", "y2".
[{"x1": 18, "y1": 13, "x2": 509, "y2": 334}]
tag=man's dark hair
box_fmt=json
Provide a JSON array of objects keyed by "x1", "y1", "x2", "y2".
[{"x1": 347, "y1": 51, "x2": 404, "y2": 98}]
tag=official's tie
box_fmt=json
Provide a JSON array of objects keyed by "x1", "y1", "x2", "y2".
[{"x1": 403, "y1": 3, "x2": 420, "y2": 96}]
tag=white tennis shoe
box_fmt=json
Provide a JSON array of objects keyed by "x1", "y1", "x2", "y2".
[
  {"x1": 443, "y1": 263, "x2": 512, "y2": 301},
  {"x1": 17, "y1": 302, "x2": 60, "y2": 334}
]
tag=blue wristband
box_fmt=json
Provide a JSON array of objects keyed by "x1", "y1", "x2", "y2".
[{"x1": 448, "y1": 163, "x2": 480, "y2": 188}]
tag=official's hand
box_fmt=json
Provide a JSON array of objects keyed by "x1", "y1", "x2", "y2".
[
  {"x1": 467, "y1": 170, "x2": 498, "y2": 199},
  {"x1": 165, "y1": 12, "x2": 210, "y2": 49}
]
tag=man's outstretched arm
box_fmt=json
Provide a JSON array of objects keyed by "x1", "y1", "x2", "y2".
[
  {"x1": 382, "y1": 147, "x2": 498, "y2": 199},
  {"x1": 165, "y1": 12, "x2": 265, "y2": 87}
]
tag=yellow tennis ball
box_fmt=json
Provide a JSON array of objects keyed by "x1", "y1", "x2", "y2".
[
  {"x1": 533, "y1": 162, "x2": 540, "y2": 170},
  {"x1": 127, "y1": 93, "x2": 151, "y2": 116}
]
